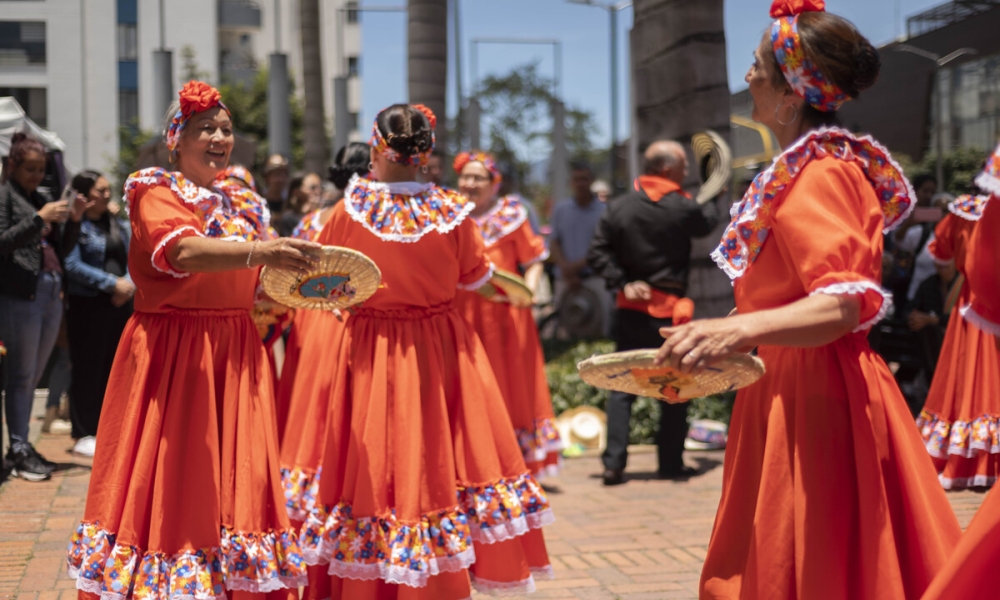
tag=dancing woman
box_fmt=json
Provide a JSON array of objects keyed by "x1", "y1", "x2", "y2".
[
  {"x1": 298, "y1": 104, "x2": 552, "y2": 599},
  {"x1": 655, "y1": 2, "x2": 961, "y2": 597},
  {"x1": 66, "y1": 81, "x2": 321, "y2": 599}
]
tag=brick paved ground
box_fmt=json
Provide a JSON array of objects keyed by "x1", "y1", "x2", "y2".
[{"x1": 0, "y1": 393, "x2": 990, "y2": 600}]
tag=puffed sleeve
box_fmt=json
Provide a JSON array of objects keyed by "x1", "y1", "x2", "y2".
[
  {"x1": 927, "y1": 213, "x2": 958, "y2": 264},
  {"x1": 455, "y1": 218, "x2": 494, "y2": 290},
  {"x1": 131, "y1": 186, "x2": 204, "y2": 278},
  {"x1": 771, "y1": 157, "x2": 891, "y2": 331},
  {"x1": 963, "y1": 200, "x2": 1000, "y2": 335},
  {"x1": 511, "y1": 220, "x2": 548, "y2": 268}
]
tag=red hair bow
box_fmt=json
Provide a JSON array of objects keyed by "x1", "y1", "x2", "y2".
[
  {"x1": 178, "y1": 80, "x2": 223, "y2": 116},
  {"x1": 770, "y1": 0, "x2": 825, "y2": 18},
  {"x1": 412, "y1": 104, "x2": 437, "y2": 130}
]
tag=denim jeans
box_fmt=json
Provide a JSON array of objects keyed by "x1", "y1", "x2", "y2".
[
  {"x1": 46, "y1": 344, "x2": 71, "y2": 410},
  {"x1": 0, "y1": 272, "x2": 63, "y2": 447}
]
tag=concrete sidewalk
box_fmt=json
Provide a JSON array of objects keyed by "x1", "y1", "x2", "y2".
[{"x1": 0, "y1": 394, "x2": 989, "y2": 600}]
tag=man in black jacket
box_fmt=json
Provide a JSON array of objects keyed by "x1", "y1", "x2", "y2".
[{"x1": 587, "y1": 140, "x2": 719, "y2": 485}]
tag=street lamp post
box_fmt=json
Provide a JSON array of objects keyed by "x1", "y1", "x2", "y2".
[
  {"x1": 567, "y1": 0, "x2": 632, "y2": 192},
  {"x1": 894, "y1": 44, "x2": 977, "y2": 190}
]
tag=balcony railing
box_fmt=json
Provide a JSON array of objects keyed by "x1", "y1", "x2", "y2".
[{"x1": 219, "y1": 0, "x2": 262, "y2": 29}]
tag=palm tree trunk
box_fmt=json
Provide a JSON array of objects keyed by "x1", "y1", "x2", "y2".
[
  {"x1": 407, "y1": 0, "x2": 448, "y2": 152},
  {"x1": 300, "y1": 0, "x2": 327, "y2": 173},
  {"x1": 632, "y1": 0, "x2": 732, "y2": 318}
]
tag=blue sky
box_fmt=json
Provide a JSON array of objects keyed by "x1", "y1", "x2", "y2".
[{"x1": 359, "y1": 0, "x2": 946, "y2": 148}]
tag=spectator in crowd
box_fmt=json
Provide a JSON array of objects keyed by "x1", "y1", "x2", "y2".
[
  {"x1": 591, "y1": 179, "x2": 611, "y2": 202},
  {"x1": 420, "y1": 149, "x2": 445, "y2": 186},
  {"x1": 63, "y1": 169, "x2": 134, "y2": 458},
  {"x1": 550, "y1": 162, "x2": 611, "y2": 335},
  {"x1": 906, "y1": 258, "x2": 957, "y2": 395},
  {"x1": 261, "y1": 153, "x2": 289, "y2": 214},
  {"x1": 0, "y1": 133, "x2": 92, "y2": 481},
  {"x1": 886, "y1": 174, "x2": 939, "y2": 307},
  {"x1": 40, "y1": 319, "x2": 71, "y2": 434},
  {"x1": 276, "y1": 171, "x2": 321, "y2": 237},
  {"x1": 588, "y1": 140, "x2": 719, "y2": 485}
]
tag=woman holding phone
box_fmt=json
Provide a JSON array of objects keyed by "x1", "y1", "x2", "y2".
[{"x1": 0, "y1": 133, "x2": 93, "y2": 481}]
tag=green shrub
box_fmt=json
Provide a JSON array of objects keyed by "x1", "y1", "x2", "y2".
[{"x1": 545, "y1": 338, "x2": 735, "y2": 445}]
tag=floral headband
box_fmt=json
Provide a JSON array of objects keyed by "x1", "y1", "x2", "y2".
[
  {"x1": 369, "y1": 104, "x2": 437, "y2": 167},
  {"x1": 166, "y1": 81, "x2": 230, "y2": 154},
  {"x1": 453, "y1": 151, "x2": 503, "y2": 191},
  {"x1": 770, "y1": 0, "x2": 847, "y2": 113}
]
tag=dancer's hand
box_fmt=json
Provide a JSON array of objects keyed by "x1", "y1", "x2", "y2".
[
  {"x1": 654, "y1": 317, "x2": 748, "y2": 374},
  {"x1": 252, "y1": 239, "x2": 322, "y2": 275}
]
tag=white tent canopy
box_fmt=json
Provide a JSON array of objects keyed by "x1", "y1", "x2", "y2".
[{"x1": 0, "y1": 96, "x2": 66, "y2": 157}]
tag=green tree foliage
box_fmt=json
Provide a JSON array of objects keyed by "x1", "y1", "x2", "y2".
[
  {"x1": 180, "y1": 45, "x2": 211, "y2": 83},
  {"x1": 218, "y1": 68, "x2": 306, "y2": 170},
  {"x1": 110, "y1": 125, "x2": 154, "y2": 193},
  {"x1": 897, "y1": 146, "x2": 990, "y2": 195}
]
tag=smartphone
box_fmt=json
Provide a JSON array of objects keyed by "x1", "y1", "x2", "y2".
[
  {"x1": 912, "y1": 206, "x2": 943, "y2": 223},
  {"x1": 60, "y1": 184, "x2": 77, "y2": 206}
]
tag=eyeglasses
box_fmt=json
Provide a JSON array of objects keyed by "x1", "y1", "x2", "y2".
[{"x1": 458, "y1": 174, "x2": 491, "y2": 184}]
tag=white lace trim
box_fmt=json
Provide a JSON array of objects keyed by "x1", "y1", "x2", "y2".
[
  {"x1": 975, "y1": 171, "x2": 1000, "y2": 198},
  {"x1": 457, "y1": 264, "x2": 496, "y2": 291},
  {"x1": 123, "y1": 168, "x2": 222, "y2": 215},
  {"x1": 531, "y1": 564, "x2": 555, "y2": 580},
  {"x1": 150, "y1": 226, "x2": 204, "y2": 278},
  {"x1": 323, "y1": 546, "x2": 476, "y2": 589},
  {"x1": 355, "y1": 176, "x2": 435, "y2": 196},
  {"x1": 949, "y1": 202, "x2": 987, "y2": 222},
  {"x1": 962, "y1": 303, "x2": 1000, "y2": 336},
  {"x1": 343, "y1": 175, "x2": 475, "y2": 243},
  {"x1": 809, "y1": 280, "x2": 892, "y2": 332},
  {"x1": 471, "y1": 508, "x2": 554, "y2": 545},
  {"x1": 470, "y1": 574, "x2": 537, "y2": 597},
  {"x1": 941, "y1": 473, "x2": 997, "y2": 490},
  {"x1": 930, "y1": 252, "x2": 954, "y2": 267},
  {"x1": 522, "y1": 249, "x2": 550, "y2": 268},
  {"x1": 227, "y1": 575, "x2": 309, "y2": 593},
  {"x1": 474, "y1": 197, "x2": 529, "y2": 248}
]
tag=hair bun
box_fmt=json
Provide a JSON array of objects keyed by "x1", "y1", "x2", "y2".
[{"x1": 851, "y1": 41, "x2": 880, "y2": 96}]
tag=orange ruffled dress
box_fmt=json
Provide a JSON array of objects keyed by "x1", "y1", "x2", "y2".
[
  {"x1": 454, "y1": 195, "x2": 562, "y2": 477},
  {"x1": 297, "y1": 177, "x2": 552, "y2": 599},
  {"x1": 703, "y1": 129, "x2": 960, "y2": 599},
  {"x1": 915, "y1": 194, "x2": 1000, "y2": 489},
  {"x1": 923, "y1": 182, "x2": 1000, "y2": 599},
  {"x1": 66, "y1": 168, "x2": 307, "y2": 598}
]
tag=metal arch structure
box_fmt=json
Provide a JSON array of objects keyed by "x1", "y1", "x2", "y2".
[{"x1": 907, "y1": 0, "x2": 1000, "y2": 38}]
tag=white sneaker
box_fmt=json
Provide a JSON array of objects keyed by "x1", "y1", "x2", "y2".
[
  {"x1": 72, "y1": 436, "x2": 97, "y2": 457},
  {"x1": 49, "y1": 419, "x2": 72, "y2": 434}
]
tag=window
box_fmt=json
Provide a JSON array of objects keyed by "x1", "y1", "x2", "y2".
[
  {"x1": 119, "y1": 90, "x2": 139, "y2": 127},
  {"x1": 349, "y1": 112, "x2": 359, "y2": 132},
  {"x1": 347, "y1": 56, "x2": 359, "y2": 77},
  {"x1": 0, "y1": 87, "x2": 47, "y2": 127},
  {"x1": 0, "y1": 21, "x2": 46, "y2": 66},
  {"x1": 346, "y1": 1, "x2": 359, "y2": 24},
  {"x1": 117, "y1": 23, "x2": 137, "y2": 60}
]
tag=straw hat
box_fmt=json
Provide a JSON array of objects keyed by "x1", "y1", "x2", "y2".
[
  {"x1": 477, "y1": 269, "x2": 533, "y2": 308},
  {"x1": 261, "y1": 246, "x2": 381, "y2": 311},
  {"x1": 692, "y1": 129, "x2": 733, "y2": 205},
  {"x1": 577, "y1": 349, "x2": 764, "y2": 403},
  {"x1": 554, "y1": 406, "x2": 607, "y2": 452}
]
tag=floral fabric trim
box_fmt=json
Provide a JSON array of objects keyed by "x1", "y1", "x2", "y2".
[
  {"x1": 947, "y1": 194, "x2": 990, "y2": 222},
  {"x1": 298, "y1": 472, "x2": 552, "y2": 588},
  {"x1": 281, "y1": 466, "x2": 322, "y2": 522},
  {"x1": 961, "y1": 304, "x2": 1000, "y2": 336},
  {"x1": 66, "y1": 521, "x2": 307, "y2": 599},
  {"x1": 516, "y1": 419, "x2": 564, "y2": 465},
  {"x1": 976, "y1": 142, "x2": 1000, "y2": 196},
  {"x1": 124, "y1": 167, "x2": 271, "y2": 243},
  {"x1": 292, "y1": 209, "x2": 326, "y2": 241},
  {"x1": 470, "y1": 573, "x2": 537, "y2": 597},
  {"x1": 711, "y1": 127, "x2": 914, "y2": 281},
  {"x1": 343, "y1": 175, "x2": 474, "y2": 243},
  {"x1": 808, "y1": 280, "x2": 892, "y2": 332},
  {"x1": 916, "y1": 411, "x2": 1000, "y2": 459},
  {"x1": 474, "y1": 195, "x2": 528, "y2": 248}
]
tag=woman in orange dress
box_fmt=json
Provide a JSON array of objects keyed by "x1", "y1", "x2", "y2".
[
  {"x1": 915, "y1": 191, "x2": 1000, "y2": 488},
  {"x1": 296, "y1": 104, "x2": 552, "y2": 599},
  {"x1": 65, "y1": 81, "x2": 322, "y2": 599},
  {"x1": 655, "y1": 2, "x2": 961, "y2": 597},
  {"x1": 277, "y1": 143, "x2": 369, "y2": 598},
  {"x1": 452, "y1": 151, "x2": 562, "y2": 477},
  {"x1": 921, "y1": 147, "x2": 1000, "y2": 600},
  {"x1": 274, "y1": 142, "x2": 370, "y2": 444}
]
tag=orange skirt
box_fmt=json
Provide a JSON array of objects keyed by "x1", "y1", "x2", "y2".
[
  {"x1": 917, "y1": 299, "x2": 1000, "y2": 489},
  {"x1": 66, "y1": 310, "x2": 307, "y2": 598},
  {"x1": 922, "y1": 484, "x2": 1000, "y2": 599},
  {"x1": 298, "y1": 303, "x2": 552, "y2": 599},
  {"x1": 700, "y1": 334, "x2": 960, "y2": 599},
  {"x1": 275, "y1": 307, "x2": 326, "y2": 446},
  {"x1": 455, "y1": 291, "x2": 562, "y2": 477}
]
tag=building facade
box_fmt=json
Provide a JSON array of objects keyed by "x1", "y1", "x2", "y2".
[{"x1": 0, "y1": 0, "x2": 362, "y2": 173}]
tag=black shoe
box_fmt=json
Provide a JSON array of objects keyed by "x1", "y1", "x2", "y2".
[
  {"x1": 27, "y1": 444, "x2": 56, "y2": 469},
  {"x1": 602, "y1": 469, "x2": 625, "y2": 486},
  {"x1": 7, "y1": 444, "x2": 53, "y2": 482},
  {"x1": 656, "y1": 465, "x2": 698, "y2": 480}
]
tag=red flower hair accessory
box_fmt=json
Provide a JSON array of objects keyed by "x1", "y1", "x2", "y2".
[
  {"x1": 412, "y1": 104, "x2": 438, "y2": 131},
  {"x1": 368, "y1": 104, "x2": 436, "y2": 167},
  {"x1": 770, "y1": 0, "x2": 826, "y2": 18},
  {"x1": 166, "y1": 80, "x2": 230, "y2": 154},
  {"x1": 454, "y1": 151, "x2": 503, "y2": 190}
]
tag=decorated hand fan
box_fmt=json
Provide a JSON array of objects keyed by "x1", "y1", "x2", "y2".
[
  {"x1": 260, "y1": 246, "x2": 381, "y2": 311},
  {"x1": 477, "y1": 269, "x2": 533, "y2": 308},
  {"x1": 577, "y1": 349, "x2": 765, "y2": 403}
]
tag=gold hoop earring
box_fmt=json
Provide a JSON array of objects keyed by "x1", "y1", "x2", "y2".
[{"x1": 775, "y1": 104, "x2": 799, "y2": 126}]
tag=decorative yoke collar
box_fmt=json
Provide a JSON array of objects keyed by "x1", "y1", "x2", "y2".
[
  {"x1": 711, "y1": 127, "x2": 914, "y2": 280},
  {"x1": 342, "y1": 174, "x2": 473, "y2": 243},
  {"x1": 473, "y1": 194, "x2": 529, "y2": 247}
]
